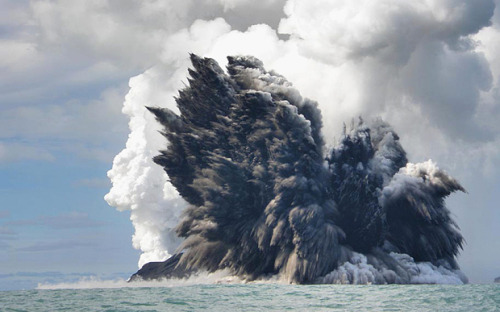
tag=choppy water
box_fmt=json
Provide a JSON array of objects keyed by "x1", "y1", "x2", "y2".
[{"x1": 1, "y1": 284, "x2": 499, "y2": 311}]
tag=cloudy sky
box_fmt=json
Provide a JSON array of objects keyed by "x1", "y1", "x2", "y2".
[{"x1": 1, "y1": 0, "x2": 500, "y2": 290}]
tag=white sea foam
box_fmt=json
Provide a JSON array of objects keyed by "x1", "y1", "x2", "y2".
[
  {"x1": 36, "y1": 270, "x2": 243, "y2": 290},
  {"x1": 319, "y1": 252, "x2": 467, "y2": 285}
]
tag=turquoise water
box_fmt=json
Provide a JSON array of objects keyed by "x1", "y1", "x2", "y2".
[{"x1": 1, "y1": 284, "x2": 499, "y2": 311}]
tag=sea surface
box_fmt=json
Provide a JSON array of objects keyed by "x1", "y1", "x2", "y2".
[{"x1": 1, "y1": 283, "x2": 498, "y2": 311}]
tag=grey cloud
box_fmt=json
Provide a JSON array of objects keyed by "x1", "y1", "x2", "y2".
[
  {"x1": 0, "y1": 141, "x2": 55, "y2": 163},
  {"x1": 18, "y1": 240, "x2": 93, "y2": 252},
  {"x1": 278, "y1": 0, "x2": 497, "y2": 146},
  {"x1": 395, "y1": 41, "x2": 494, "y2": 141},
  {"x1": 7, "y1": 212, "x2": 106, "y2": 230},
  {"x1": 280, "y1": 0, "x2": 494, "y2": 63},
  {"x1": 434, "y1": 0, "x2": 495, "y2": 47},
  {"x1": 493, "y1": 0, "x2": 500, "y2": 25},
  {"x1": 0, "y1": 85, "x2": 129, "y2": 163},
  {"x1": 0, "y1": 0, "x2": 282, "y2": 166},
  {"x1": 220, "y1": 0, "x2": 287, "y2": 31},
  {"x1": 28, "y1": 0, "x2": 285, "y2": 67},
  {"x1": 0, "y1": 225, "x2": 16, "y2": 235},
  {"x1": 0, "y1": 225, "x2": 17, "y2": 242},
  {"x1": 0, "y1": 0, "x2": 31, "y2": 38},
  {"x1": 39, "y1": 212, "x2": 106, "y2": 230},
  {"x1": 0, "y1": 224, "x2": 17, "y2": 250}
]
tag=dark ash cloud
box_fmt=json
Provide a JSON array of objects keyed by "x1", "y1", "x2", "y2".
[{"x1": 137, "y1": 55, "x2": 466, "y2": 284}]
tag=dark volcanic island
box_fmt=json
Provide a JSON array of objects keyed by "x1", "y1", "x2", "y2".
[{"x1": 130, "y1": 54, "x2": 467, "y2": 284}]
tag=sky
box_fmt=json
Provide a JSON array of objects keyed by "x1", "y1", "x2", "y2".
[{"x1": 1, "y1": 0, "x2": 500, "y2": 290}]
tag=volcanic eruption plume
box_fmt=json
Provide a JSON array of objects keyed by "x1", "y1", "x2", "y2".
[{"x1": 130, "y1": 54, "x2": 467, "y2": 284}]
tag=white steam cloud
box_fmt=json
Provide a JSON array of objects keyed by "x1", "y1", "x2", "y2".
[{"x1": 104, "y1": 70, "x2": 185, "y2": 267}]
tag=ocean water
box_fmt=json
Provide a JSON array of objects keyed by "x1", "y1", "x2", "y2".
[{"x1": 1, "y1": 283, "x2": 498, "y2": 312}]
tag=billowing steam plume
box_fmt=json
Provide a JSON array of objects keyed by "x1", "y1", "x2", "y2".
[{"x1": 132, "y1": 54, "x2": 467, "y2": 284}]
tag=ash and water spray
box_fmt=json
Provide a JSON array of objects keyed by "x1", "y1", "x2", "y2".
[{"x1": 127, "y1": 54, "x2": 467, "y2": 284}]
